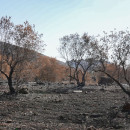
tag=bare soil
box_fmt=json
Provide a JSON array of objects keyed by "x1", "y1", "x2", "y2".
[{"x1": 0, "y1": 82, "x2": 130, "y2": 130}]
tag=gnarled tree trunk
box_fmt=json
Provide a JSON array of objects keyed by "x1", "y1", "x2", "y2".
[{"x1": 8, "y1": 77, "x2": 15, "y2": 94}]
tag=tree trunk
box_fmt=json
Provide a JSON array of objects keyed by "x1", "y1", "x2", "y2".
[
  {"x1": 77, "y1": 81, "x2": 85, "y2": 89},
  {"x1": 69, "y1": 67, "x2": 72, "y2": 83},
  {"x1": 8, "y1": 77, "x2": 15, "y2": 94}
]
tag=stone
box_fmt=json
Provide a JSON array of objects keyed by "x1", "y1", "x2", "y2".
[
  {"x1": 6, "y1": 119, "x2": 12, "y2": 123},
  {"x1": 73, "y1": 90, "x2": 82, "y2": 93},
  {"x1": 86, "y1": 126, "x2": 96, "y2": 130},
  {"x1": 90, "y1": 113, "x2": 103, "y2": 118},
  {"x1": 122, "y1": 102, "x2": 130, "y2": 112},
  {"x1": 19, "y1": 88, "x2": 28, "y2": 94}
]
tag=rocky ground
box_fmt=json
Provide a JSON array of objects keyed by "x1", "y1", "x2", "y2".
[{"x1": 0, "y1": 82, "x2": 130, "y2": 130}]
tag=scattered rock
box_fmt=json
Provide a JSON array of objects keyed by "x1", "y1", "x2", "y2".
[
  {"x1": 73, "y1": 90, "x2": 82, "y2": 93},
  {"x1": 19, "y1": 88, "x2": 28, "y2": 94},
  {"x1": 122, "y1": 102, "x2": 130, "y2": 112},
  {"x1": 99, "y1": 88, "x2": 105, "y2": 92},
  {"x1": 86, "y1": 126, "x2": 96, "y2": 130},
  {"x1": 90, "y1": 113, "x2": 103, "y2": 118},
  {"x1": 36, "y1": 81, "x2": 45, "y2": 85},
  {"x1": 58, "y1": 115, "x2": 68, "y2": 122},
  {"x1": 6, "y1": 119, "x2": 13, "y2": 123}
]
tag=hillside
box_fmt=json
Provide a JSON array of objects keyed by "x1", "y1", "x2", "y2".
[
  {"x1": 0, "y1": 41, "x2": 67, "y2": 82},
  {"x1": 0, "y1": 41, "x2": 119, "y2": 85}
]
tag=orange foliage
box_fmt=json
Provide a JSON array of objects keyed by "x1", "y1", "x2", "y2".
[
  {"x1": 30, "y1": 54, "x2": 67, "y2": 82},
  {"x1": 1, "y1": 52, "x2": 121, "y2": 84}
]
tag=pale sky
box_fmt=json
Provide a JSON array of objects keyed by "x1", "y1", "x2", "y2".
[{"x1": 0, "y1": 0, "x2": 130, "y2": 61}]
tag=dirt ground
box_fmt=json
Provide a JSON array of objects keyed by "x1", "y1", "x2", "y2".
[{"x1": 0, "y1": 82, "x2": 130, "y2": 130}]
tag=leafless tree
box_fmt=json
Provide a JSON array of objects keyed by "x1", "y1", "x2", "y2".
[
  {"x1": 94, "y1": 29, "x2": 130, "y2": 97},
  {"x1": 59, "y1": 33, "x2": 96, "y2": 88},
  {"x1": 0, "y1": 16, "x2": 44, "y2": 94}
]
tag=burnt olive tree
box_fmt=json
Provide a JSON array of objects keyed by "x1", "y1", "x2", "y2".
[
  {"x1": 0, "y1": 16, "x2": 44, "y2": 94},
  {"x1": 59, "y1": 33, "x2": 96, "y2": 88},
  {"x1": 94, "y1": 30, "x2": 130, "y2": 97}
]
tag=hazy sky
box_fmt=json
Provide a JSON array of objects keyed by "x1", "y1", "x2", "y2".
[{"x1": 0, "y1": 0, "x2": 130, "y2": 60}]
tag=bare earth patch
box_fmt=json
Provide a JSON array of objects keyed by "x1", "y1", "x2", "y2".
[{"x1": 0, "y1": 83, "x2": 130, "y2": 130}]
